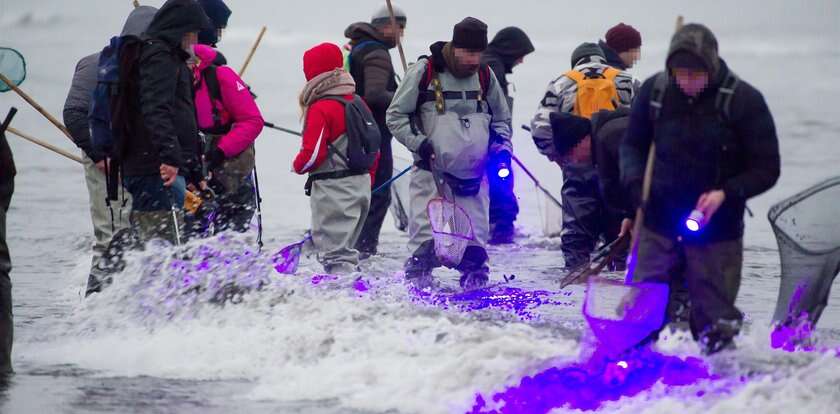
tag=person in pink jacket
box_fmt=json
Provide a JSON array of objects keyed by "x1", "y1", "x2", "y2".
[{"x1": 192, "y1": 44, "x2": 264, "y2": 234}]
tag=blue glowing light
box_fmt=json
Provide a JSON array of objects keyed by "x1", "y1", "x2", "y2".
[{"x1": 498, "y1": 167, "x2": 511, "y2": 179}]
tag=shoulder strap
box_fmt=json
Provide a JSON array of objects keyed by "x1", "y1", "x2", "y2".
[
  {"x1": 478, "y1": 64, "x2": 491, "y2": 102},
  {"x1": 203, "y1": 65, "x2": 225, "y2": 129},
  {"x1": 603, "y1": 67, "x2": 620, "y2": 81},
  {"x1": 649, "y1": 72, "x2": 669, "y2": 121},
  {"x1": 715, "y1": 71, "x2": 740, "y2": 122},
  {"x1": 565, "y1": 70, "x2": 585, "y2": 85}
]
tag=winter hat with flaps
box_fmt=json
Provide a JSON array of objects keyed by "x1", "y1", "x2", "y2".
[
  {"x1": 605, "y1": 23, "x2": 642, "y2": 54},
  {"x1": 197, "y1": 0, "x2": 231, "y2": 46},
  {"x1": 371, "y1": 4, "x2": 407, "y2": 27},
  {"x1": 452, "y1": 17, "x2": 488, "y2": 51},
  {"x1": 145, "y1": 0, "x2": 212, "y2": 47},
  {"x1": 550, "y1": 111, "x2": 591, "y2": 156},
  {"x1": 303, "y1": 43, "x2": 343, "y2": 81},
  {"x1": 570, "y1": 42, "x2": 605, "y2": 68},
  {"x1": 666, "y1": 23, "x2": 721, "y2": 77}
]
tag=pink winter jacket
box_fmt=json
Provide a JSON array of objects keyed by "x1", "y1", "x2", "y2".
[{"x1": 193, "y1": 44, "x2": 264, "y2": 157}]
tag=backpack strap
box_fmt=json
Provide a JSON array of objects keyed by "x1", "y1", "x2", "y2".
[
  {"x1": 715, "y1": 71, "x2": 740, "y2": 122},
  {"x1": 603, "y1": 67, "x2": 620, "y2": 82},
  {"x1": 565, "y1": 70, "x2": 585, "y2": 85},
  {"x1": 476, "y1": 64, "x2": 491, "y2": 113},
  {"x1": 203, "y1": 65, "x2": 225, "y2": 130},
  {"x1": 649, "y1": 72, "x2": 670, "y2": 121},
  {"x1": 317, "y1": 96, "x2": 354, "y2": 166}
]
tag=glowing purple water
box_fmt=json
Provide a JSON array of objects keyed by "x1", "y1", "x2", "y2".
[{"x1": 469, "y1": 348, "x2": 712, "y2": 413}]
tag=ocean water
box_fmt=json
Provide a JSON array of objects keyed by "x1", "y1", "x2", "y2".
[{"x1": 1, "y1": 0, "x2": 839, "y2": 413}]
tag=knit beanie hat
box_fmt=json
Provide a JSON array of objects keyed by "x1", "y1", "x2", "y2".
[
  {"x1": 371, "y1": 4, "x2": 407, "y2": 27},
  {"x1": 197, "y1": 0, "x2": 231, "y2": 45},
  {"x1": 303, "y1": 43, "x2": 343, "y2": 81},
  {"x1": 452, "y1": 17, "x2": 488, "y2": 51},
  {"x1": 570, "y1": 42, "x2": 605, "y2": 68},
  {"x1": 605, "y1": 23, "x2": 642, "y2": 54}
]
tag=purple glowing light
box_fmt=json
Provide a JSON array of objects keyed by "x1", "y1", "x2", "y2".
[
  {"x1": 498, "y1": 167, "x2": 511, "y2": 179},
  {"x1": 469, "y1": 348, "x2": 712, "y2": 413}
]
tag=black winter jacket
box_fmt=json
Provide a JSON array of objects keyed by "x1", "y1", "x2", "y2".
[
  {"x1": 621, "y1": 62, "x2": 780, "y2": 243},
  {"x1": 121, "y1": 0, "x2": 209, "y2": 182},
  {"x1": 592, "y1": 107, "x2": 632, "y2": 220}
]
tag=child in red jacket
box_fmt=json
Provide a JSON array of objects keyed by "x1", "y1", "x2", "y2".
[{"x1": 294, "y1": 43, "x2": 372, "y2": 274}]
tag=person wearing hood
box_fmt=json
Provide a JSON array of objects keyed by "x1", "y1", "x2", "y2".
[
  {"x1": 294, "y1": 43, "x2": 373, "y2": 275},
  {"x1": 191, "y1": 44, "x2": 264, "y2": 234},
  {"x1": 118, "y1": 0, "x2": 210, "y2": 244},
  {"x1": 344, "y1": 4, "x2": 407, "y2": 258},
  {"x1": 197, "y1": 0, "x2": 231, "y2": 47},
  {"x1": 62, "y1": 5, "x2": 156, "y2": 294},
  {"x1": 599, "y1": 23, "x2": 642, "y2": 71},
  {"x1": 386, "y1": 17, "x2": 513, "y2": 289},
  {"x1": 621, "y1": 23, "x2": 780, "y2": 354},
  {"x1": 530, "y1": 42, "x2": 635, "y2": 270},
  {"x1": 481, "y1": 26, "x2": 534, "y2": 245}
]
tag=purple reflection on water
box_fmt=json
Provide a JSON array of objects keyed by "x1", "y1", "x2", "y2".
[{"x1": 469, "y1": 347, "x2": 712, "y2": 413}]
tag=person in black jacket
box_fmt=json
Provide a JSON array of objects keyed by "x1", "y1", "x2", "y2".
[
  {"x1": 549, "y1": 109, "x2": 631, "y2": 271},
  {"x1": 0, "y1": 108, "x2": 15, "y2": 373},
  {"x1": 120, "y1": 0, "x2": 210, "y2": 244},
  {"x1": 481, "y1": 27, "x2": 534, "y2": 244},
  {"x1": 344, "y1": 4, "x2": 407, "y2": 258},
  {"x1": 620, "y1": 23, "x2": 780, "y2": 354}
]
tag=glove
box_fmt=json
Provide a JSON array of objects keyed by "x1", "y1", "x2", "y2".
[
  {"x1": 206, "y1": 146, "x2": 226, "y2": 171},
  {"x1": 418, "y1": 139, "x2": 435, "y2": 164}
]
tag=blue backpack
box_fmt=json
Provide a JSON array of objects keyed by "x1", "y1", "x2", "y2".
[
  {"x1": 89, "y1": 34, "x2": 144, "y2": 162},
  {"x1": 89, "y1": 34, "x2": 144, "y2": 200}
]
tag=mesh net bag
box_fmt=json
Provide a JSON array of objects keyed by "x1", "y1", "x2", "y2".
[
  {"x1": 769, "y1": 177, "x2": 840, "y2": 330},
  {"x1": 428, "y1": 197, "x2": 475, "y2": 267},
  {"x1": 536, "y1": 187, "x2": 564, "y2": 237},
  {"x1": 0, "y1": 48, "x2": 26, "y2": 92},
  {"x1": 583, "y1": 277, "x2": 669, "y2": 356}
]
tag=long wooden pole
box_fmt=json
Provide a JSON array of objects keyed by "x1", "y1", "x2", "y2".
[
  {"x1": 239, "y1": 26, "x2": 267, "y2": 77},
  {"x1": 0, "y1": 72, "x2": 74, "y2": 143},
  {"x1": 7, "y1": 127, "x2": 83, "y2": 164},
  {"x1": 385, "y1": 0, "x2": 408, "y2": 72},
  {"x1": 625, "y1": 15, "x2": 684, "y2": 283}
]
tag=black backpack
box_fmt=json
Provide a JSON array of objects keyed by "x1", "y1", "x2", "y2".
[{"x1": 324, "y1": 95, "x2": 381, "y2": 172}]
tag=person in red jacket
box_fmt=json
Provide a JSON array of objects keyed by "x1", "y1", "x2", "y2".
[
  {"x1": 294, "y1": 43, "x2": 372, "y2": 275},
  {"x1": 192, "y1": 44, "x2": 264, "y2": 234}
]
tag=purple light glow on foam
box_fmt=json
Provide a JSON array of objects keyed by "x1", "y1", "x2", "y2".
[
  {"x1": 411, "y1": 284, "x2": 574, "y2": 320},
  {"x1": 353, "y1": 277, "x2": 370, "y2": 293},
  {"x1": 469, "y1": 347, "x2": 713, "y2": 413},
  {"x1": 311, "y1": 274, "x2": 339, "y2": 285}
]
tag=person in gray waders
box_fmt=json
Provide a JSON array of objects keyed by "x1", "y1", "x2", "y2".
[{"x1": 386, "y1": 17, "x2": 512, "y2": 289}]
